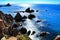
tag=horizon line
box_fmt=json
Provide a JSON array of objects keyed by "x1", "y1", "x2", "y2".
[{"x1": 0, "y1": 2, "x2": 60, "y2": 4}]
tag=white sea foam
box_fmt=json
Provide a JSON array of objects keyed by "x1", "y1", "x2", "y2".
[{"x1": 22, "y1": 18, "x2": 42, "y2": 40}]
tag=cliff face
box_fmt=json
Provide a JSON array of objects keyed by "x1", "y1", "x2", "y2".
[
  {"x1": 0, "y1": 11, "x2": 32, "y2": 40},
  {"x1": 0, "y1": 11, "x2": 13, "y2": 27}
]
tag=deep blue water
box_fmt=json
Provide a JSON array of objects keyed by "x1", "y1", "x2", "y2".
[
  {"x1": 32, "y1": 4, "x2": 60, "y2": 32},
  {"x1": 0, "y1": 4, "x2": 60, "y2": 32},
  {"x1": 0, "y1": 4, "x2": 60, "y2": 40}
]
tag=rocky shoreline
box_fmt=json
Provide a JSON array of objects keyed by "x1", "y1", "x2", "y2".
[{"x1": 0, "y1": 11, "x2": 32, "y2": 40}]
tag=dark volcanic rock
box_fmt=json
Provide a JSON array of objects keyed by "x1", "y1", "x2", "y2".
[
  {"x1": 28, "y1": 14, "x2": 36, "y2": 20},
  {"x1": 31, "y1": 31, "x2": 36, "y2": 35},
  {"x1": 22, "y1": 16, "x2": 27, "y2": 19},
  {"x1": 14, "y1": 13, "x2": 22, "y2": 22},
  {"x1": 36, "y1": 20, "x2": 42, "y2": 23},
  {"x1": 19, "y1": 27, "x2": 27, "y2": 34},
  {"x1": 27, "y1": 30, "x2": 31, "y2": 36},
  {"x1": 36, "y1": 10, "x2": 39, "y2": 12},
  {"x1": 25, "y1": 8, "x2": 30, "y2": 13},
  {"x1": 14, "y1": 13, "x2": 26, "y2": 22},
  {"x1": 25, "y1": 7, "x2": 34, "y2": 13}
]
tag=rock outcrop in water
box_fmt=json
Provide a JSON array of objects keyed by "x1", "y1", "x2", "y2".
[
  {"x1": 19, "y1": 27, "x2": 27, "y2": 34},
  {"x1": 31, "y1": 31, "x2": 36, "y2": 35},
  {"x1": 28, "y1": 14, "x2": 36, "y2": 20},
  {"x1": 27, "y1": 30, "x2": 31, "y2": 36},
  {"x1": 0, "y1": 3, "x2": 11, "y2": 7},
  {"x1": 6, "y1": 3, "x2": 11, "y2": 6},
  {"x1": 14, "y1": 13, "x2": 26, "y2": 22},
  {"x1": 14, "y1": 13, "x2": 22, "y2": 22}
]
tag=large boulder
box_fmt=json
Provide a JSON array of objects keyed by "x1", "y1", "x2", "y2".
[{"x1": 19, "y1": 27, "x2": 27, "y2": 34}]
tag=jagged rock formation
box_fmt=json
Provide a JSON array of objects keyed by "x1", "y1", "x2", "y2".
[
  {"x1": 0, "y1": 11, "x2": 32, "y2": 40},
  {"x1": 0, "y1": 11, "x2": 13, "y2": 27},
  {"x1": 14, "y1": 13, "x2": 27, "y2": 22},
  {"x1": 4, "y1": 14, "x2": 13, "y2": 25},
  {"x1": 14, "y1": 13, "x2": 22, "y2": 22}
]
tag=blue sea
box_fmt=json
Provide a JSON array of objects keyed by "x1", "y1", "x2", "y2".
[
  {"x1": 32, "y1": 4, "x2": 60, "y2": 31},
  {"x1": 0, "y1": 4, "x2": 60, "y2": 40}
]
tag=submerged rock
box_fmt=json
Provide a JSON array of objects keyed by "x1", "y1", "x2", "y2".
[{"x1": 36, "y1": 20, "x2": 42, "y2": 23}]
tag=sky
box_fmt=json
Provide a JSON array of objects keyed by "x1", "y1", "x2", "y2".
[{"x1": 0, "y1": 0, "x2": 60, "y2": 4}]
